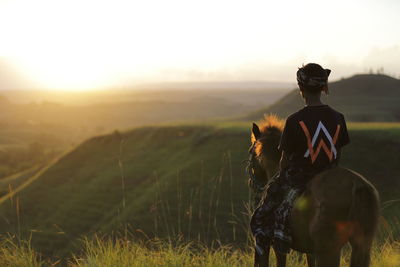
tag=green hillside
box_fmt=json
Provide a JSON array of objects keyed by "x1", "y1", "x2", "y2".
[
  {"x1": 0, "y1": 88, "x2": 288, "y2": 180},
  {"x1": 0, "y1": 88, "x2": 289, "y2": 180},
  {"x1": 0, "y1": 122, "x2": 399, "y2": 260},
  {"x1": 245, "y1": 74, "x2": 400, "y2": 121}
]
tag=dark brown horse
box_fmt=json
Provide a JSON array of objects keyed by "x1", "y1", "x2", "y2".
[{"x1": 249, "y1": 115, "x2": 380, "y2": 267}]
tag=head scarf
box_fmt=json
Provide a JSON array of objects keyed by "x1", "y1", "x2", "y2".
[{"x1": 296, "y1": 67, "x2": 331, "y2": 88}]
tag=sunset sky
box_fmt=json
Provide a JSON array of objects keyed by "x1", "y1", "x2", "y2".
[{"x1": 0, "y1": 0, "x2": 399, "y2": 90}]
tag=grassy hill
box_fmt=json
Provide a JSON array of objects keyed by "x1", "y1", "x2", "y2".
[
  {"x1": 0, "y1": 121, "x2": 399, "y2": 261},
  {"x1": 244, "y1": 74, "x2": 400, "y2": 121},
  {"x1": 0, "y1": 88, "x2": 290, "y2": 180}
]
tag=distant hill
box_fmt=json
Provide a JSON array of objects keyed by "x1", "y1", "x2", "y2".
[
  {"x1": 132, "y1": 81, "x2": 293, "y2": 90},
  {"x1": 0, "y1": 88, "x2": 290, "y2": 154},
  {"x1": 244, "y1": 74, "x2": 400, "y2": 121},
  {"x1": 0, "y1": 122, "x2": 399, "y2": 259}
]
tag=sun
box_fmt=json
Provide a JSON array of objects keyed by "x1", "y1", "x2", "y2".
[
  {"x1": 13, "y1": 55, "x2": 109, "y2": 91},
  {"x1": 0, "y1": 0, "x2": 296, "y2": 90}
]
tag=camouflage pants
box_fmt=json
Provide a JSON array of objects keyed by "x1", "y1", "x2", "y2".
[{"x1": 250, "y1": 172, "x2": 303, "y2": 254}]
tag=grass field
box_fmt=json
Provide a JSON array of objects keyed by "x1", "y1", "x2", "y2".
[
  {"x1": 0, "y1": 121, "x2": 399, "y2": 263},
  {"x1": 0, "y1": 236, "x2": 399, "y2": 267}
]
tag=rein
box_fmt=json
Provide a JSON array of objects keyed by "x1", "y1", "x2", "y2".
[{"x1": 243, "y1": 142, "x2": 267, "y2": 195}]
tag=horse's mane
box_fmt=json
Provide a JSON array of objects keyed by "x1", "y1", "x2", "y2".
[
  {"x1": 251, "y1": 114, "x2": 284, "y2": 142},
  {"x1": 251, "y1": 114, "x2": 284, "y2": 162}
]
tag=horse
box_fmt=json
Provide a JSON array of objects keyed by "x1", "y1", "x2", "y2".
[{"x1": 247, "y1": 115, "x2": 380, "y2": 267}]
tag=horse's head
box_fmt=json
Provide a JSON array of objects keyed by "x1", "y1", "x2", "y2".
[{"x1": 247, "y1": 115, "x2": 284, "y2": 188}]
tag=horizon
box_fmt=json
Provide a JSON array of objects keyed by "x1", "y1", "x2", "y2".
[{"x1": 0, "y1": 72, "x2": 396, "y2": 93}]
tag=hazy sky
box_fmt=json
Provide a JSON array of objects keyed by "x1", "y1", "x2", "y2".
[{"x1": 0, "y1": 0, "x2": 399, "y2": 90}]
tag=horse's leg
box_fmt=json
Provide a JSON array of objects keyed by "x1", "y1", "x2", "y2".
[
  {"x1": 306, "y1": 253, "x2": 316, "y2": 267},
  {"x1": 254, "y1": 249, "x2": 269, "y2": 267},
  {"x1": 315, "y1": 249, "x2": 341, "y2": 267},
  {"x1": 273, "y1": 248, "x2": 286, "y2": 267},
  {"x1": 350, "y1": 238, "x2": 373, "y2": 267},
  {"x1": 254, "y1": 243, "x2": 270, "y2": 267}
]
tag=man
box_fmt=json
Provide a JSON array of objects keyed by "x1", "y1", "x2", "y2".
[{"x1": 250, "y1": 63, "x2": 350, "y2": 256}]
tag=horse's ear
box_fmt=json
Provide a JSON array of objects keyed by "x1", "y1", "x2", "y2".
[{"x1": 252, "y1": 122, "x2": 261, "y2": 140}]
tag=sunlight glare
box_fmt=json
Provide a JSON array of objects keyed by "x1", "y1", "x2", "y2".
[{"x1": 0, "y1": 0, "x2": 399, "y2": 89}]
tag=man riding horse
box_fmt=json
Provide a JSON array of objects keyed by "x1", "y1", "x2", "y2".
[{"x1": 247, "y1": 63, "x2": 377, "y2": 266}]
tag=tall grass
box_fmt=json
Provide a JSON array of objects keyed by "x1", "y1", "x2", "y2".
[
  {"x1": 1, "y1": 236, "x2": 397, "y2": 267},
  {"x1": 72, "y1": 238, "x2": 400, "y2": 267},
  {"x1": 0, "y1": 238, "x2": 46, "y2": 267},
  {"x1": 71, "y1": 237, "x2": 252, "y2": 267},
  {"x1": 146, "y1": 150, "x2": 254, "y2": 246}
]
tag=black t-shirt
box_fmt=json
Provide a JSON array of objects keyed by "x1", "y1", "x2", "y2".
[{"x1": 279, "y1": 105, "x2": 350, "y2": 171}]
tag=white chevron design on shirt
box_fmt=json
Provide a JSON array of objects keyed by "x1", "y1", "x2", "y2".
[{"x1": 304, "y1": 121, "x2": 337, "y2": 159}]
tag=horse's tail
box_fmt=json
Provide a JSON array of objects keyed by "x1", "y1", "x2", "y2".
[
  {"x1": 347, "y1": 176, "x2": 379, "y2": 267},
  {"x1": 349, "y1": 176, "x2": 380, "y2": 241}
]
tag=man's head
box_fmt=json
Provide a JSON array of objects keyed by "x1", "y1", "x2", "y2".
[{"x1": 297, "y1": 63, "x2": 331, "y2": 98}]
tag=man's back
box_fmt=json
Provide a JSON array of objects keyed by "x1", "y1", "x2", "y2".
[{"x1": 279, "y1": 105, "x2": 350, "y2": 172}]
